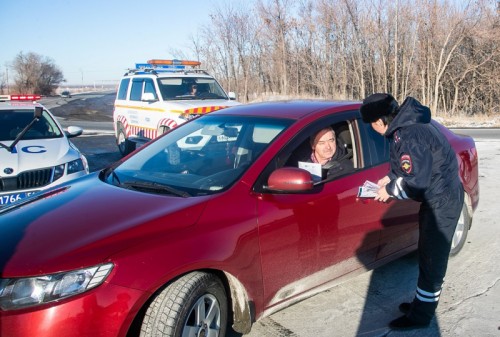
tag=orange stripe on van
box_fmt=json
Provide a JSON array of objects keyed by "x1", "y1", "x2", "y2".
[{"x1": 184, "y1": 106, "x2": 229, "y2": 114}]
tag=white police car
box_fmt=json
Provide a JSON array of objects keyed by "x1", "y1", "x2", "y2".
[
  {"x1": 113, "y1": 59, "x2": 240, "y2": 156},
  {"x1": 0, "y1": 94, "x2": 89, "y2": 207}
]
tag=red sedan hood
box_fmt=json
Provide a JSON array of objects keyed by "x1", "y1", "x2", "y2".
[{"x1": 0, "y1": 173, "x2": 208, "y2": 277}]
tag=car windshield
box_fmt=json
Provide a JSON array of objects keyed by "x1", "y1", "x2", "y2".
[
  {"x1": 0, "y1": 109, "x2": 63, "y2": 141},
  {"x1": 157, "y1": 77, "x2": 229, "y2": 100},
  {"x1": 106, "y1": 115, "x2": 292, "y2": 196}
]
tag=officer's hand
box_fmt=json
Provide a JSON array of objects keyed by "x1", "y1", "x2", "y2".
[{"x1": 374, "y1": 186, "x2": 391, "y2": 203}]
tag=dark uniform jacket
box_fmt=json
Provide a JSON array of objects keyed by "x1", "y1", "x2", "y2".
[{"x1": 384, "y1": 97, "x2": 461, "y2": 203}]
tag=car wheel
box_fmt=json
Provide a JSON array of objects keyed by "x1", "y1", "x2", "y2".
[
  {"x1": 140, "y1": 272, "x2": 228, "y2": 337},
  {"x1": 157, "y1": 125, "x2": 170, "y2": 137},
  {"x1": 450, "y1": 201, "x2": 471, "y2": 256},
  {"x1": 117, "y1": 123, "x2": 135, "y2": 156}
]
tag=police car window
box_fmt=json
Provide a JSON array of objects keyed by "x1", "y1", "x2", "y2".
[
  {"x1": 117, "y1": 78, "x2": 130, "y2": 100},
  {"x1": 130, "y1": 79, "x2": 144, "y2": 101},
  {"x1": 0, "y1": 110, "x2": 62, "y2": 141}
]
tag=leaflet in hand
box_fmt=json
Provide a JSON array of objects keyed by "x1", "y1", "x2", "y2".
[
  {"x1": 357, "y1": 180, "x2": 380, "y2": 198},
  {"x1": 298, "y1": 161, "x2": 322, "y2": 182}
]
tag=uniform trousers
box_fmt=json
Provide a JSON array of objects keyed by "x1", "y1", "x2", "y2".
[{"x1": 407, "y1": 184, "x2": 464, "y2": 324}]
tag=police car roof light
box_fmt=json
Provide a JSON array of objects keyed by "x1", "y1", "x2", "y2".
[
  {"x1": 9, "y1": 94, "x2": 41, "y2": 101},
  {"x1": 147, "y1": 59, "x2": 201, "y2": 67}
]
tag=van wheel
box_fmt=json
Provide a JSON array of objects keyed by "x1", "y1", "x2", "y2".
[
  {"x1": 140, "y1": 272, "x2": 228, "y2": 337},
  {"x1": 157, "y1": 125, "x2": 170, "y2": 137},
  {"x1": 450, "y1": 201, "x2": 471, "y2": 256},
  {"x1": 117, "y1": 123, "x2": 135, "y2": 156}
]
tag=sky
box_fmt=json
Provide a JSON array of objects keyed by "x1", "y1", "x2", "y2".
[{"x1": 0, "y1": 0, "x2": 228, "y2": 86}]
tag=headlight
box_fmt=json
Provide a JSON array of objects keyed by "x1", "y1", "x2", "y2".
[
  {"x1": 0, "y1": 263, "x2": 113, "y2": 310},
  {"x1": 53, "y1": 164, "x2": 65, "y2": 181},
  {"x1": 67, "y1": 158, "x2": 87, "y2": 174}
]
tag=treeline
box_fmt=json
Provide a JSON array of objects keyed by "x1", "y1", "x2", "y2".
[{"x1": 189, "y1": 0, "x2": 499, "y2": 117}]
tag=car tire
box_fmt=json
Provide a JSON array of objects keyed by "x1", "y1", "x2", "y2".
[
  {"x1": 157, "y1": 125, "x2": 170, "y2": 137},
  {"x1": 140, "y1": 272, "x2": 228, "y2": 337},
  {"x1": 450, "y1": 200, "x2": 471, "y2": 256},
  {"x1": 117, "y1": 123, "x2": 135, "y2": 156}
]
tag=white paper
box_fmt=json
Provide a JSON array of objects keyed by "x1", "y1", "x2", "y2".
[
  {"x1": 298, "y1": 161, "x2": 322, "y2": 181},
  {"x1": 357, "y1": 180, "x2": 380, "y2": 198}
]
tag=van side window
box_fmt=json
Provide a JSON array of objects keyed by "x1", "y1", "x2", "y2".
[
  {"x1": 130, "y1": 79, "x2": 144, "y2": 101},
  {"x1": 144, "y1": 79, "x2": 158, "y2": 99},
  {"x1": 117, "y1": 78, "x2": 130, "y2": 100}
]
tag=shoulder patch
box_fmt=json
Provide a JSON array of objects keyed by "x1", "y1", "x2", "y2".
[{"x1": 400, "y1": 154, "x2": 412, "y2": 174}]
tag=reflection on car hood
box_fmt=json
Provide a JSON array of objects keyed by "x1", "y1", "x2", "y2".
[
  {"x1": 0, "y1": 173, "x2": 209, "y2": 277},
  {"x1": 0, "y1": 138, "x2": 77, "y2": 174}
]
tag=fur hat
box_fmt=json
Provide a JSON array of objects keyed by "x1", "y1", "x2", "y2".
[{"x1": 360, "y1": 93, "x2": 399, "y2": 123}]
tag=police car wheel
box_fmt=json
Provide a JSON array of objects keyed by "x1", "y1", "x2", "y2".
[
  {"x1": 450, "y1": 201, "x2": 471, "y2": 256},
  {"x1": 140, "y1": 272, "x2": 228, "y2": 337},
  {"x1": 117, "y1": 123, "x2": 135, "y2": 156}
]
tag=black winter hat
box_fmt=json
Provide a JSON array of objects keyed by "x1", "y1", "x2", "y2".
[{"x1": 360, "y1": 93, "x2": 399, "y2": 123}]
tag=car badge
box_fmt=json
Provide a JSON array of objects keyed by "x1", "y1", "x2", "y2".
[{"x1": 4, "y1": 167, "x2": 14, "y2": 174}]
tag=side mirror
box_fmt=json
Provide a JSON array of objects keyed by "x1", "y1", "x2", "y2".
[
  {"x1": 266, "y1": 167, "x2": 314, "y2": 192},
  {"x1": 65, "y1": 126, "x2": 83, "y2": 138},
  {"x1": 142, "y1": 92, "x2": 157, "y2": 102},
  {"x1": 227, "y1": 92, "x2": 236, "y2": 100},
  {"x1": 34, "y1": 106, "x2": 43, "y2": 119}
]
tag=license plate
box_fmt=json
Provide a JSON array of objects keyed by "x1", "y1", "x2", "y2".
[{"x1": 0, "y1": 191, "x2": 38, "y2": 206}]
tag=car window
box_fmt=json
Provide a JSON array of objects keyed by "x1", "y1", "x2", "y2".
[
  {"x1": 254, "y1": 113, "x2": 358, "y2": 192},
  {"x1": 117, "y1": 78, "x2": 130, "y2": 100},
  {"x1": 357, "y1": 118, "x2": 390, "y2": 166},
  {"x1": 0, "y1": 109, "x2": 63, "y2": 141},
  {"x1": 144, "y1": 79, "x2": 158, "y2": 99},
  {"x1": 107, "y1": 115, "x2": 292, "y2": 196},
  {"x1": 130, "y1": 78, "x2": 144, "y2": 101},
  {"x1": 157, "y1": 77, "x2": 228, "y2": 100}
]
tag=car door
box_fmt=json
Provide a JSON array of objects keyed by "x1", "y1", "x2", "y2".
[
  {"x1": 127, "y1": 77, "x2": 161, "y2": 139},
  {"x1": 254, "y1": 112, "x2": 397, "y2": 309},
  {"x1": 357, "y1": 119, "x2": 420, "y2": 259}
]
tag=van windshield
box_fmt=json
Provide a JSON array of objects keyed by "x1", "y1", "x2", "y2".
[{"x1": 157, "y1": 77, "x2": 229, "y2": 100}]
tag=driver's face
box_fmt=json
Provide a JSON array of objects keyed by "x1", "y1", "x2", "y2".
[{"x1": 312, "y1": 129, "x2": 336, "y2": 164}]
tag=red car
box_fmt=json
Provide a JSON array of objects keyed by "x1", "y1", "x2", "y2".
[{"x1": 0, "y1": 101, "x2": 479, "y2": 337}]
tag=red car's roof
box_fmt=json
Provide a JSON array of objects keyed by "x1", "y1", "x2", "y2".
[{"x1": 212, "y1": 100, "x2": 362, "y2": 119}]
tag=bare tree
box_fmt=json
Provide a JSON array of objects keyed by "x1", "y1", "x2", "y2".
[
  {"x1": 11, "y1": 51, "x2": 65, "y2": 95},
  {"x1": 0, "y1": 70, "x2": 7, "y2": 94},
  {"x1": 192, "y1": 0, "x2": 499, "y2": 116}
]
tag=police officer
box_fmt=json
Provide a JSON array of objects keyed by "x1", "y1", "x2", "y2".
[{"x1": 359, "y1": 93, "x2": 464, "y2": 330}]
